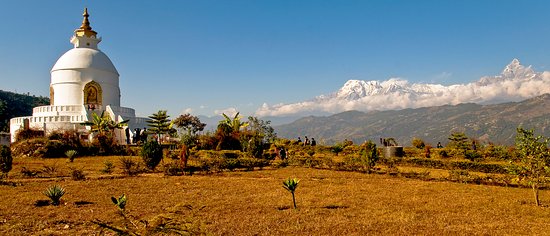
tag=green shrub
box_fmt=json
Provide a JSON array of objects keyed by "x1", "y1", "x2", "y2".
[
  {"x1": 0, "y1": 145, "x2": 12, "y2": 178},
  {"x1": 43, "y1": 185, "x2": 65, "y2": 205},
  {"x1": 439, "y1": 149, "x2": 449, "y2": 158},
  {"x1": 163, "y1": 162, "x2": 184, "y2": 176},
  {"x1": 41, "y1": 164, "x2": 59, "y2": 177},
  {"x1": 101, "y1": 161, "x2": 115, "y2": 174},
  {"x1": 361, "y1": 141, "x2": 379, "y2": 172},
  {"x1": 15, "y1": 128, "x2": 44, "y2": 141},
  {"x1": 20, "y1": 167, "x2": 40, "y2": 177},
  {"x1": 271, "y1": 159, "x2": 288, "y2": 168},
  {"x1": 221, "y1": 150, "x2": 241, "y2": 159},
  {"x1": 411, "y1": 137, "x2": 426, "y2": 149},
  {"x1": 482, "y1": 145, "x2": 511, "y2": 160},
  {"x1": 120, "y1": 157, "x2": 141, "y2": 176},
  {"x1": 239, "y1": 157, "x2": 270, "y2": 171},
  {"x1": 92, "y1": 134, "x2": 123, "y2": 156},
  {"x1": 330, "y1": 144, "x2": 344, "y2": 155},
  {"x1": 43, "y1": 140, "x2": 67, "y2": 158},
  {"x1": 141, "y1": 141, "x2": 163, "y2": 170},
  {"x1": 447, "y1": 170, "x2": 483, "y2": 184},
  {"x1": 464, "y1": 150, "x2": 482, "y2": 161},
  {"x1": 65, "y1": 150, "x2": 78, "y2": 162},
  {"x1": 70, "y1": 168, "x2": 86, "y2": 181}
]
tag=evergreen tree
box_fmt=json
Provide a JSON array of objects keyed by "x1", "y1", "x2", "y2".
[{"x1": 147, "y1": 110, "x2": 172, "y2": 142}]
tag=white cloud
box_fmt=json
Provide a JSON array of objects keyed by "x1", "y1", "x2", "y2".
[
  {"x1": 180, "y1": 108, "x2": 193, "y2": 115},
  {"x1": 214, "y1": 107, "x2": 239, "y2": 117},
  {"x1": 255, "y1": 59, "x2": 550, "y2": 117}
]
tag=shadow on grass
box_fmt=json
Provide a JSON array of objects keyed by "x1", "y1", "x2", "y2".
[
  {"x1": 34, "y1": 200, "x2": 50, "y2": 207},
  {"x1": 74, "y1": 201, "x2": 94, "y2": 207},
  {"x1": 0, "y1": 180, "x2": 19, "y2": 187},
  {"x1": 323, "y1": 205, "x2": 349, "y2": 210},
  {"x1": 276, "y1": 206, "x2": 292, "y2": 211}
]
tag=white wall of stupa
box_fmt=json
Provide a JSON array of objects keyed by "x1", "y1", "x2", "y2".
[{"x1": 9, "y1": 8, "x2": 148, "y2": 143}]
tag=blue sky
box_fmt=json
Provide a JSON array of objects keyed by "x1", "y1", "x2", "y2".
[{"x1": 1, "y1": 1, "x2": 550, "y2": 118}]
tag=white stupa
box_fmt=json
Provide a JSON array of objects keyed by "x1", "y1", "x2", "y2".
[{"x1": 10, "y1": 8, "x2": 147, "y2": 143}]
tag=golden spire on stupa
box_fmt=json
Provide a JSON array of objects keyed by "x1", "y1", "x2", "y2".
[{"x1": 74, "y1": 8, "x2": 97, "y2": 37}]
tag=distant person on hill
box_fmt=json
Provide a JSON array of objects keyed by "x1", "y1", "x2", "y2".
[
  {"x1": 134, "y1": 128, "x2": 141, "y2": 144},
  {"x1": 297, "y1": 137, "x2": 302, "y2": 144},
  {"x1": 304, "y1": 136, "x2": 310, "y2": 145},
  {"x1": 437, "y1": 142, "x2": 443, "y2": 148},
  {"x1": 472, "y1": 141, "x2": 477, "y2": 151},
  {"x1": 125, "y1": 127, "x2": 130, "y2": 145},
  {"x1": 141, "y1": 128, "x2": 147, "y2": 142},
  {"x1": 279, "y1": 147, "x2": 287, "y2": 160},
  {"x1": 311, "y1": 138, "x2": 316, "y2": 146}
]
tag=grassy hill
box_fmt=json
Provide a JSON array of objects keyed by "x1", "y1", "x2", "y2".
[
  {"x1": 275, "y1": 94, "x2": 550, "y2": 146},
  {"x1": 1, "y1": 156, "x2": 549, "y2": 235},
  {"x1": 0, "y1": 90, "x2": 49, "y2": 132}
]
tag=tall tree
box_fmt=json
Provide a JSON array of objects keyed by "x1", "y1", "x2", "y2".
[
  {"x1": 511, "y1": 128, "x2": 550, "y2": 206},
  {"x1": 172, "y1": 113, "x2": 206, "y2": 136},
  {"x1": 147, "y1": 110, "x2": 172, "y2": 142},
  {"x1": 246, "y1": 116, "x2": 276, "y2": 143}
]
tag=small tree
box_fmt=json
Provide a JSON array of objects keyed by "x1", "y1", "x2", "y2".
[
  {"x1": 510, "y1": 128, "x2": 550, "y2": 206},
  {"x1": 141, "y1": 141, "x2": 163, "y2": 170},
  {"x1": 282, "y1": 178, "x2": 300, "y2": 209},
  {"x1": 172, "y1": 113, "x2": 206, "y2": 146},
  {"x1": 147, "y1": 110, "x2": 172, "y2": 143},
  {"x1": 447, "y1": 132, "x2": 469, "y2": 156},
  {"x1": 0, "y1": 145, "x2": 12, "y2": 178},
  {"x1": 361, "y1": 140, "x2": 379, "y2": 173}
]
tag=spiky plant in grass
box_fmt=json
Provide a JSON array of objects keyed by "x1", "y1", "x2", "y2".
[
  {"x1": 65, "y1": 150, "x2": 78, "y2": 162},
  {"x1": 282, "y1": 178, "x2": 300, "y2": 209},
  {"x1": 44, "y1": 185, "x2": 65, "y2": 205},
  {"x1": 111, "y1": 194, "x2": 127, "y2": 212}
]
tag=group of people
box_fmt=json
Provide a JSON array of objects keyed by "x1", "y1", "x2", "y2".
[
  {"x1": 125, "y1": 127, "x2": 148, "y2": 144},
  {"x1": 297, "y1": 136, "x2": 316, "y2": 146}
]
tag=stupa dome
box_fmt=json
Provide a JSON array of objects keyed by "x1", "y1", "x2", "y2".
[{"x1": 51, "y1": 48, "x2": 119, "y2": 75}]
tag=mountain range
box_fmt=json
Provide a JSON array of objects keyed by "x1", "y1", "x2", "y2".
[
  {"x1": 274, "y1": 94, "x2": 550, "y2": 146},
  {"x1": 256, "y1": 59, "x2": 550, "y2": 117}
]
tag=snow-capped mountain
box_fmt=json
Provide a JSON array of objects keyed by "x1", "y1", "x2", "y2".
[{"x1": 256, "y1": 59, "x2": 550, "y2": 117}]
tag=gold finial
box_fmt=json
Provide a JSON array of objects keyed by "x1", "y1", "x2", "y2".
[{"x1": 75, "y1": 8, "x2": 97, "y2": 37}]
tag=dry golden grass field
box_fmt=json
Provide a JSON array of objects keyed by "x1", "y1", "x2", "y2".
[{"x1": 1, "y1": 156, "x2": 550, "y2": 235}]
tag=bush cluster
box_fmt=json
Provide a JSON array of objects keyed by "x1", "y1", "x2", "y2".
[
  {"x1": 391, "y1": 157, "x2": 509, "y2": 174},
  {"x1": 141, "y1": 141, "x2": 163, "y2": 170},
  {"x1": 196, "y1": 156, "x2": 270, "y2": 173},
  {"x1": 11, "y1": 130, "x2": 130, "y2": 158}
]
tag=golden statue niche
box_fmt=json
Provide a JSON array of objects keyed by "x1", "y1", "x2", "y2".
[{"x1": 83, "y1": 81, "x2": 102, "y2": 108}]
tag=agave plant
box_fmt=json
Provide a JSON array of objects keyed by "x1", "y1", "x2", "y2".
[
  {"x1": 282, "y1": 178, "x2": 300, "y2": 209},
  {"x1": 111, "y1": 194, "x2": 127, "y2": 211},
  {"x1": 65, "y1": 150, "x2": 78, "y2": 162},
  {"x1": 44, "y1": 185, "x2": 66, "y2": 205}
]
